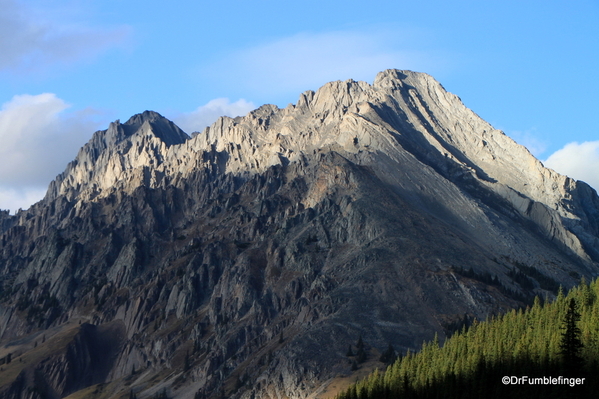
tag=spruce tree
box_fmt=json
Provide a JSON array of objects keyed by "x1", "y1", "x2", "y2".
[
  {"x1": 379, "y1": 343, "x2": 397, "y2": 365},
  {"x1": 559, "y1": 298, "x2": 584, "y2": 375},
  {"x1": 356, "y1": 336, "x2": 367, "y2": 363},
  {"x1": 346, "y1": 344, "x2": 354, "y2": 357}
]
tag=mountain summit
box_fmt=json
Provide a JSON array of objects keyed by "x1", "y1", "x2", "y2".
[
  {"x1": 45, "y1": 110, "x2": 189, "y2": 203},
  {"x1": 0, "y1": 70, "x2": 598, "y2": 399}
]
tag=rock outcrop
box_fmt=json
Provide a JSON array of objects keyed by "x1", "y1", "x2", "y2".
[{"x1": 0, "y1": 70, "x2": 598, "y2": 399}]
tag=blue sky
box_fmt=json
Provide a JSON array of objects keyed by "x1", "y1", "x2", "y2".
[{"x1": 1, "y1": 0, "x2": 598, "y2": 212}]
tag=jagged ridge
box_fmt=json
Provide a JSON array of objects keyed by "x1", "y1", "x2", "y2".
[{"x1": 39, "y1": 70, "x2": 599, "y2": 263}]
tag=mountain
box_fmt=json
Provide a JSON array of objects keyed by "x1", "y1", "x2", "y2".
[{"x1": 0, "y1": 70, "x2": 598, "y2": 399}]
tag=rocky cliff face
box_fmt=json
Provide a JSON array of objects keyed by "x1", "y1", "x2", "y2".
[{"x1": 0, "y1": 70, "x2": 598, "y2": 399}]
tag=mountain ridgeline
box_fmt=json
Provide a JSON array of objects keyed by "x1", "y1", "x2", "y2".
[{"x1": 0, "y1": 70, "x2": 598, "y2": 399}]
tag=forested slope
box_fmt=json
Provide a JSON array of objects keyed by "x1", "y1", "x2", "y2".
[{"x1": 336, "y1": 279, "x2": 599, "y2": 399}]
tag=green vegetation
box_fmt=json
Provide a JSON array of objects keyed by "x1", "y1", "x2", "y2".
[{"x1": 336, "y1": 279, "x2": 599, "y2": 398}]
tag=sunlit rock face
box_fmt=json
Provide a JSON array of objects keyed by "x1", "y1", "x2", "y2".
[{"x1": 0, "y1": 70, "x2": 598, "y2": 399}]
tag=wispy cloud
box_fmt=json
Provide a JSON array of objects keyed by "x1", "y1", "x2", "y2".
[
  {"x1": 200, "y1": 28, "x2": 444, "y2": 101},
  {"x1": 544, "y1": 141, "x2": 599, "y2": 191},
  {"x1": 0, "y1": 187, "x2": 47, "y2": 214},
  {"x1": 508, "y1": 128, "x2": 548, "y2": 158},
  {"x1": 0, "y1": 93, "x2": 104, "y2": 212},
  {"x1": 0, "y1": 0, "x2": 130, "y2": 73},
  {"x1": 172, "y1": 98, "x2": 256, "y2": 134}
]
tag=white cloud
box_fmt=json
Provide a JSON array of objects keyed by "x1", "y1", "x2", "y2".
[
  {"x1": 544, "y1": 141, "x2": 599, "y2": 191},
  {"x1": 0, "y1": 93, "x2": 103, "y2": 213},
  {"x1": 173, "y1": 98, "x2": 256, "y2": 134},
  {"x1": 0, "y1": 0, "x2": 130, "y2": 73},
  {"x1": 0, "y1": 186, "x2": 47, "y2": 214},
  {"x1": 0, "y1": 95, "x2": 253, "y2": 213},
  {"x1": 201, "y1": 29, "x2": 444, "y2": 100}
]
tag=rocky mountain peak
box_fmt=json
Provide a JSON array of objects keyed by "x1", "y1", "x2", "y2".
[
  {"x1": 125, "y1": 109, "x2": 164, "y2": 125},
  {"x1": 122, "y1": 110, "x2": 189, "y2": 146},
  {"x1": 98, "y1": 110, "x2": 189, "y2": 151},
  {"x1": 37, "y1": 71, "x2": 486, "y2": 206},
  {"x1": 39, "y1": 70, "x2": 598, "y2": 261},
  {"x1": 44, "y1": 110, "x2": 189, "y2": 203}
]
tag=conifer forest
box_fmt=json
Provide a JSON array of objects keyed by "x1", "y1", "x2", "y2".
[{"x1": 336, "y1": 279, "x2": 599, "y2": 399}]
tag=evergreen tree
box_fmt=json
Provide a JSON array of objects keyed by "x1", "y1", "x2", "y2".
[
  {"x1": 559, "y1": 298, "x2": 584, "y2": 375},
  {"x1": 580, "y1": 277, "x2": 595, "y2": 308},
  {"x1": 356, "y1": 336, "x2": 364, "y2": 350},
  {"x1": 379, "y1": 343, "x2": 397, "y2": 365},
  {"x1": 346, "y1": 344, "x2": 354, "y2": 357},
  {"x1": 356, "y1": 336, "x2": 367, "y2": 363}
]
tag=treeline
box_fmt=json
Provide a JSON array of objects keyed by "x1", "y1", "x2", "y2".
[{"x1": 336, "y1": 278, "x2": 599, "y2": 399}]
